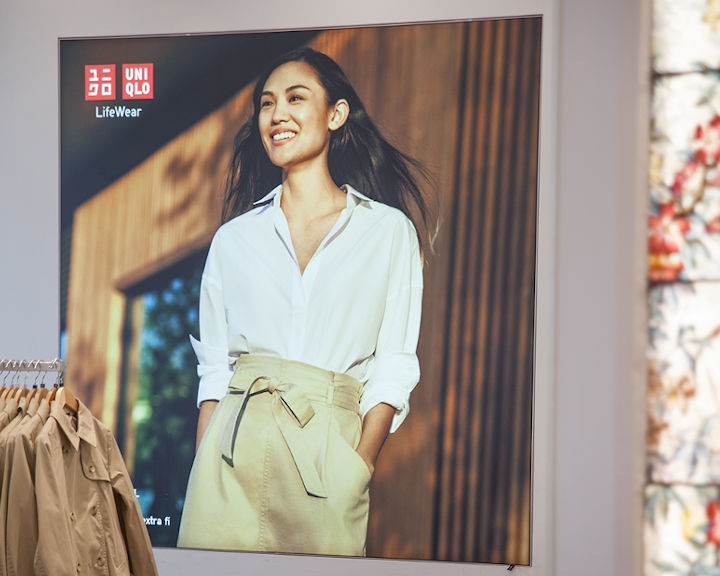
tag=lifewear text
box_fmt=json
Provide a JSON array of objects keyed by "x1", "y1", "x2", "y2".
[{"x1": 95, "y1": 105, "x2": 143, "y2": 118}]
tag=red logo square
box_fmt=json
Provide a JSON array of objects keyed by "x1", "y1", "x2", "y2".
[
  {"x1": 85, "y1": 65, "x2": 116, "y2": 100},
  {"x1": 122, "y1": 63, "x2": 154, "y2": 100}
]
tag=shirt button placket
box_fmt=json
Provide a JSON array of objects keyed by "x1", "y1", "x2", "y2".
[{"x1": 289, "y1": 272, "x2": 306, "y2": 360}]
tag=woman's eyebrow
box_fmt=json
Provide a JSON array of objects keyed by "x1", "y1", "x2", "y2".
[{"x1": 261, "y1": 84, "x2": 311, "y2": 98}]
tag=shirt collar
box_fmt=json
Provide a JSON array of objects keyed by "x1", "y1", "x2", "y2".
[
  {"x1": 26, "y1": 396, "x2": 39, "y2": 417},
  {"x1": 36, "y1": 398, "x2": 51, "y2": 423},
  {"x1": 253, "y1": 184, "x2": 372, "y2": 209},
  {"x1": 50, "y1": 393, "x2": 97, "y2": 451},
  {"x1": 2, "y1": 397, "x2": 18, "y2": 418},
  {"x1": 253, "y1": 184, "x2": 282, "y2": 206},
  {"x1": 16, "y1": 395, "x2": 28, "y2": 417}
]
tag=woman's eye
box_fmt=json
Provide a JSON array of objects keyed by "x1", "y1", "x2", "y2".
[
  {"x1": 260, "y1": 100, "x2": 273, "y2": 108},
  {"x1": 289, "y1": 95, "x2": 302, "y2": 103}
]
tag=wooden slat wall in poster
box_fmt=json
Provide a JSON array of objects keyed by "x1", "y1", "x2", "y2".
[{"x1": 429, "y1": 18, "x2": 540, "y2": 564}]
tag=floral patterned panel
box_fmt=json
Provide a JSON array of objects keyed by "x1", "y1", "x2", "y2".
[
  {"x1": 648, "y1": 283, "x2": 720, "y2": 483},
  {"x1": 650, "y1": 72, "x2": 720, "y2": 282},
  {"x1": 645, "y1": 484, "x2": 720, "y2": 576},
  {"x1": 654, "y1": 0, "x2": 720, "y2": 73}
]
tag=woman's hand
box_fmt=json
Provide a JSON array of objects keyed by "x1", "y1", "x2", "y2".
[
  {"x1": 196, "y1": 400, "x2": 219, "y2": 452},
  {"x1": 355, "y1": 402, "x2": 395, "y2": 476}
]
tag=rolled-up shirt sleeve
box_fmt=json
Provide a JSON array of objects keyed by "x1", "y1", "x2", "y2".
[
  {"x1": 360, "y1": 219, "x2": 423, "y2": 433},
  {"x1": 191, "y1": 237, "x2": 233, "y2": 407}
]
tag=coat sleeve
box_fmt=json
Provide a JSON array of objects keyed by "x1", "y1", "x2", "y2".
[
  {"x1": 33, "y1": 428, "x2": 78, "y2": 576},
  {"x1": 6, "y1": 419, "x2": 42, "y2": 576},
  {"x1": 105, "y1": 427, "x2": 159, "y2": 576}
]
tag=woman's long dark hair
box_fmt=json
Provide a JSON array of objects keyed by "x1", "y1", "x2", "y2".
[{"x1": 223, "y1": 47, "x2": 433, "y2": 253}]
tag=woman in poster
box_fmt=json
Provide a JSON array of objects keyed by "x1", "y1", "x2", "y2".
[{"x1": 177, "y1": 47, "x2": 430, "y2": 556}]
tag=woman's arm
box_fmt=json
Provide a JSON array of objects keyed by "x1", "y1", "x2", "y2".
[
  {"x1": 191, "y1": 234, "x2": 233, "y2": 452},
  {"x1": 196, "y1": 400, "x2": 219, "y2": 452},
  {"x1": 355, "y1": 402, "x2": 395, "y2": 475}
]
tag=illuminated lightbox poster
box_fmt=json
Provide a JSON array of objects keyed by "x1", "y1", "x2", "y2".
[{"x1": 60, "y1": 19, "x2": 540, "y2": 565}]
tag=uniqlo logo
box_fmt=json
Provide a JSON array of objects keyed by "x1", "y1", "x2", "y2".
[
  {"x1": 122, "y1": 63, "x2": 154, "y2": 100},
  {"x1": 85, "y1": 65, "x2": 116, "y2": 100}
]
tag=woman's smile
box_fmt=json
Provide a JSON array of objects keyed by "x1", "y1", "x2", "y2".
[{"x1": 270, "y1": 129, "x2": 298, "y2": 145}]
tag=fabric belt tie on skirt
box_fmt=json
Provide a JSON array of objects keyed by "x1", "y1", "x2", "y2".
[{"x1": 219, "y1": 357, "x2": 362, "y2": 499}]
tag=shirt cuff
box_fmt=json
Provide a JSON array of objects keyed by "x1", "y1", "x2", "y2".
[
  {"x1": 190, "y1": 335, "x2": 233, "y2": 408},
  {"x1": 360, "y1": 352, "x2": 420, "y2": 433},
  {"x1": 196, "y1": 369, "x2": 233, "y2": 407}
]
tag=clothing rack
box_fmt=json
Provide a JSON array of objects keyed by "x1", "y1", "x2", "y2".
[
  {"x1": 0, "y1": 357, "x2": 158, "y2": 574},
  {"x1": 0, "y1": 358, "x2": 66, "y2": 373},
  {"x1": 0, "y1": 359, "x2": 66, "y2": 385},
  {"x1": 0, "y1": 358, "x2": 76, "y2": 411},
  {"x1": 0, "y1": 359, "x2": 66, "y2": 374}
]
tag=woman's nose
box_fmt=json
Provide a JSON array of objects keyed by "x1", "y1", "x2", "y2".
[{"x1": 272, "y1": 100, "x2": 289, "y2": 123}]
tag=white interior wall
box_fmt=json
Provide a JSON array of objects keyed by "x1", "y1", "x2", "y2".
[
  {"x1": 555, "y1": 0, "x2": 648, "y2": 574},
  {"x1": 0, "y1": 0, "x2": 646, "y2": 574}
]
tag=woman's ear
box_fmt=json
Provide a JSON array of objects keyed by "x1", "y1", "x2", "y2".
[{"x1": 329, "y1": 99, "x2": 349, "y2": 131}]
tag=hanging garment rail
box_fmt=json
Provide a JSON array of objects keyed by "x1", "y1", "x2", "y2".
[
  {"x1": 0, "y1": 359, "x2": 66, "y2": 373},
  {"x1": 0, "y1": 358, "x2": 77, "y2": 411}
]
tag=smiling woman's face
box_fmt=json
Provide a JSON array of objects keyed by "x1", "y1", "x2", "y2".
[{"x1": 258, "y1": 61, "x2": 336, "y2": 173}]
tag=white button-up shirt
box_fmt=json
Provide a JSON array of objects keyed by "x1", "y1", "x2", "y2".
[{"x1": 190, "y1": 184, "x2": 422, "y2": 432}]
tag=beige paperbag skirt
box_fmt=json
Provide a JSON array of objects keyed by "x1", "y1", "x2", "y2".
[{"x1": 177, "y1": 355, "x2": 371, "y2": 556}]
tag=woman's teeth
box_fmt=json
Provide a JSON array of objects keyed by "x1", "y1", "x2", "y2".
[{"x1": 273, "y1": 131, "x2": 296, "y2": 141}]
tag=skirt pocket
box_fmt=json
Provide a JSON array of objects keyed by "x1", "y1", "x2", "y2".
[{"x1": 323, "y1": 426, "x2": 370, "y2": 555}]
